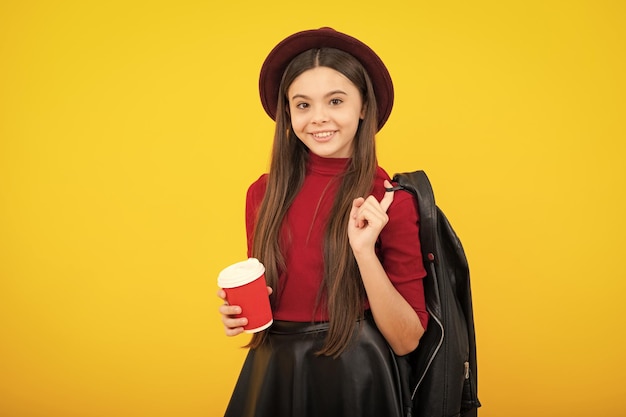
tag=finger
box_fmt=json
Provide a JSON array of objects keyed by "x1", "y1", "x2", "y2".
[
  {"x1": 218, "y1": 303, "x2": 242, "y2": 316},
  {"x1": 379, "y1": 180, "x2": 395, "y2": 213},
  {"x1": 351, "y1": 197, "x2": 365, "y2": 218},
  {"x1": 221, "y1": 311, "x2": 248, "y2": 336},
  {"x1": 357, "y1": 198, "x2": 388, "y2": 228},
  {"x1": 224, "y1": 326, "x2": 245, "y2": 337},
  {"x1": 267, "y1": 286, "x2": 273, "y2": 296},
  {"x1": 223, "y1": 315, "x2": 248, "y2": 330},
  {"x1": 351, "y1": 197, "x2": 366, "y2": 227},
  {"x1": 218, "y1": 289, "x2": 251, "y2": 337}
]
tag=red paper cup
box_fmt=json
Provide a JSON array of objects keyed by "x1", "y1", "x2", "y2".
[{"x1": 218, "y1": 258, "x2": 273, "y2": 333}]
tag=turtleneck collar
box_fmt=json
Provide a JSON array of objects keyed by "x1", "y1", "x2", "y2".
[{"x1": 307, "y1": 152, "x2": 351, "y2": 176}]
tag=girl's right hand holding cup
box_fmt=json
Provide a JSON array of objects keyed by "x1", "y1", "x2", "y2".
[
  {"x1": 217, "y1": 288, "x2": 248, "y2": 336},
  {"x1": 217, "y1": 286, "x2": 273, "y2": 337}
]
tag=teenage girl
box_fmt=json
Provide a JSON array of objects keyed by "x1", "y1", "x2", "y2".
[{"x1": 217, "y1": 27, "x2": 428, "y2": 417}]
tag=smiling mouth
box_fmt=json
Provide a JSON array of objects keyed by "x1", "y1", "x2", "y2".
[{"x1": 311, "y1": 131, "x2": 336, "y2": 139}]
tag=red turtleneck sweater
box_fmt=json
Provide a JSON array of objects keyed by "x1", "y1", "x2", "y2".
[{"x1": 245, "y1": 153, "x2": 428, "y2": 329}]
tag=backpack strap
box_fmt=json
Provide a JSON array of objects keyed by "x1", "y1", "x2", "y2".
[{"x1": 392, "y1": 170, "x2": 437, "y2": 262}]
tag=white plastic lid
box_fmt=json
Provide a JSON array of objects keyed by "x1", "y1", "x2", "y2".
[{"x1": 217, "y1": 258, "x2": 266, "y2": 288}]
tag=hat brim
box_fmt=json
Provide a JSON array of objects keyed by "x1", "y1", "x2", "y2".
[{"x1": 259, "y1": 27, "x2": 394, "y2": 132}]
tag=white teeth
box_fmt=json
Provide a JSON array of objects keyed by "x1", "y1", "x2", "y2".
[{"x1": 313, "y1": 131, "x2": 334, "y2": 138}]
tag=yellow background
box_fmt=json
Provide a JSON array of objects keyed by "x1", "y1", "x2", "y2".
[{"x1": 1, "y1": 1, "x2": 625, "y2": 416}]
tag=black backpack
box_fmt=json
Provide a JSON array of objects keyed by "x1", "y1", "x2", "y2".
[{"x1": 391, "y1": 170, "x2": 481, "y2": 417}]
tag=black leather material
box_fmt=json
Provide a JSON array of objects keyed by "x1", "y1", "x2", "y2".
[
  {"x1": 224, "y1": 316, "x2": 405, "y2": 417},
  {"x1": 393, "y1": 171, "x2": 481, "y2": 417}
]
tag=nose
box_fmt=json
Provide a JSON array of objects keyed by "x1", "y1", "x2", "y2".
[{"x1": 311, "y1": 106, "x2": 329, "y2": 124}]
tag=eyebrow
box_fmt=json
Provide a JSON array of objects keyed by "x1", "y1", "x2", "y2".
[{"x1": 290, "y1": 90, "x2": 348, "y2": 101}]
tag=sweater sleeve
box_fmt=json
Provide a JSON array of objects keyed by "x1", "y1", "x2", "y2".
[{"x1": 378, "y1": 188, "x2": 430, "y2": 330}]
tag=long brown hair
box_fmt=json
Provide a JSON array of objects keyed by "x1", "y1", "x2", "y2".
[{"x1": 249, "y1": 48, "x2": 379, "y2": 357}]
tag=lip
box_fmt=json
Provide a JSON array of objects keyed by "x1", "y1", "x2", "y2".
[{"x1": 309, "y1": 130, "x2": 337, "y2": 142}]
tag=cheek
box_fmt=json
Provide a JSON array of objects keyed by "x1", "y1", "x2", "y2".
[
  {"x1": 339, "y1": 110, "x2": 362, "y2": 129},
  {"x1": 289, "y1": 114, "x2": 307, "y2": 132}
]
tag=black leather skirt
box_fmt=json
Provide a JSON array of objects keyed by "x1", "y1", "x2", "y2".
[{"x1": 224, "y1": 316, "x2": 404, "y2": 417}]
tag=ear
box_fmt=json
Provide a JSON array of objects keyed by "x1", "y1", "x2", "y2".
[{"x1": 360, "y1": 102, "x2": 367, "y2": 119}]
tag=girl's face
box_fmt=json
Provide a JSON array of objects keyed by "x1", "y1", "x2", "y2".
[{"x1": 287, "y1": 66, "x2": 364, "y2": 159}]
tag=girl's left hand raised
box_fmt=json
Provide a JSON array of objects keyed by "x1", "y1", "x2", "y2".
[{"x1": 348, "y1": 179, "x2": 394, "y2": 255}]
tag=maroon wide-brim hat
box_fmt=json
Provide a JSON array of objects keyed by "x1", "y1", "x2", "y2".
[{"x1": 259, "y1": 27, "x2": 394, "y2": 132}]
